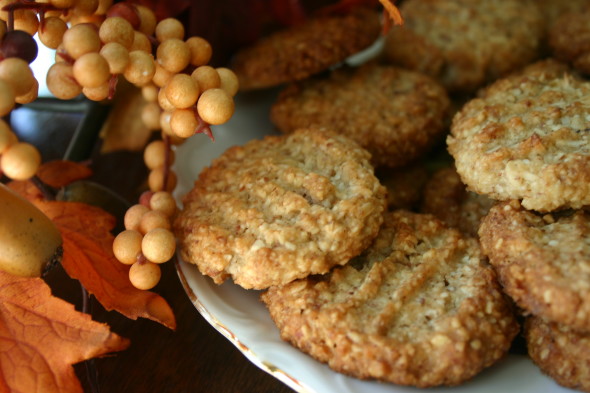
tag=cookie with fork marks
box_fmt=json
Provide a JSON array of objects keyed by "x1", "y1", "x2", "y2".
[
  {"x1": 174, "y1": 128, "x2": 387, "y2": 290},
  {"x1": 261, "y1": 210, "x2": 518, "y2": 387}
]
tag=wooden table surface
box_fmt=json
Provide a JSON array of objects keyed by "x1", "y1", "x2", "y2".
[{"x1": 11, "y1": 98, "x2": 296, "y2": 393}]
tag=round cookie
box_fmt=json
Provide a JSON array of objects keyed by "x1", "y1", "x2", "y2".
[
  {"x1": 447, "y1": 59, "x2": 590, "y2": 212},
  {"x1": 549, "y1": 8, "x2": 590, "y2": 75},
  {"x1": 382, "y1": 0, "x2": 544, "y2": 93},
  {"x1": 526, "y1": 316, "x2": 590, "y2": 392},
  {"x1": 173, "y1": 128, "x2": 387, "y2": 290},
  {"x1": 479, "y1": 200, "x2": 590, "y2": 331},
  {"x1": 271, "y1": 63, "x2": 451, "y2": 168},
  {"x1": 230, "y1": 6, "x2": 381, "y2": 91},
  {"x1": 261, "y1": 210, "x2": 518, "y2": 388},
  {"x1": 421, "y1": 167, "x2": 495, "y2": 237}
]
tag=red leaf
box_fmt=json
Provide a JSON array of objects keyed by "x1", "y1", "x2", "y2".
[
  {"x1": 0, "y1": 271, "x2": 129, "y2": 393},
  {"x1": 270, "y1": 0, "x2": 307, "y2": 26},
  {"x1": 34, "y1": 200, "x2": 177, "y2": 330}
]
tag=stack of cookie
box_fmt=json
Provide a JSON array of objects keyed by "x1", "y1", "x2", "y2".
[
  {"x1": 387, "y1": 1, "x2": 590, "y2": 390},
  {"x1": 175, "y1": 0, "x2": 590, "y2": 390},
  {"x1": 448, "y1": 59, "x2": 590, "y2": 392},
  {"x1": 173, "y1": 126, "x2": 521, "y2": 388}
]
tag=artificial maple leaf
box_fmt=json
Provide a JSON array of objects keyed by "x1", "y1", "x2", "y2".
[
  {"x1": 36, "y1": 160, "x2": 92, "y2": 189},
  {"x1": 0, "y1": 270, "x2": 129, "y2": 393},
  {"x1": 32, "y1": 200, "x2": 177, "y2": 330}
]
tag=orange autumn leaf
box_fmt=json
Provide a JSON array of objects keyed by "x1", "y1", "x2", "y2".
[
  {"x1": 7, "y1": 178, "x2": 43, "y2": 201},
  {"x1": 0, "y1": 270, "x2": 129, "y2": 393},
  {"x1": 7, "y1": 160, "x2": 93, "y2": 202},
  {"x1": 33, "y1": 200, "x2": 177, "y2": 330},
  {"x1": 379, "y1": 0, "x2": 403, "y2": 33},
  {"x1": 36, "y1": 160, "x2": 93, "y2": 188}
]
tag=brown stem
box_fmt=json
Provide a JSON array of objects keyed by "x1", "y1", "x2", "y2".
[
  {"x1": 146, "y1": 34, "x2": 158, "y2": 55},
  {"x1": 192, "y1": 109, "x2": 214, "y2": 141},
  {"x1": 31, "y1": 175, "x2": 56, "y2": 201},
  {"x1": 107, "y1": 74, "x2": 118, "y2": 100},
  {"x1": 2, "y1": 0, "x2": 63, "y2": 32},
  {"x1": 56, "y1": 50, "x2": 75, "y2": 64},
  {"x1": 162, "y1": 133, "x2": 171, "y2": 191}
]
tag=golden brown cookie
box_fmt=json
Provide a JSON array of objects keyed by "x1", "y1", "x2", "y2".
[
  {"x1": 533, "y1": 0, "x2": 590, "y2": 28},
  {"x1": 261, "y1": 210, "x2": 518, "y2": 387},
  {"x1": 447, "y1": 59, "x2": 590, "y2": 212},
  {"x1": 174, "y1": 128, "x2": 387, "y2": 290},
  {"x1": 526, "y1": 316, "x2": 590, "y2": 392},
  {"x1": 382, "y1": 0, "x2": 544, "y2": 93},
  {"x1": 270, "y1": 63, "x2": 451, "y2": 168},
  {"x1": 230, "y1": 6, "x2": 381, "y2": 91},
  {"x1": 549, "y1": 8, "x2": 590, "y2": 75},
  {"x1": 479, "y1": 200, "x2": 590, "y2": 331},
  {"x1": 421, "y1": 167, "x2": 495, "y2": 237}
]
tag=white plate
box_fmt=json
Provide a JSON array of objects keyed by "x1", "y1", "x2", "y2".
[{"x1": 173, "y1": 90, "x2": 575, "y2": 393}]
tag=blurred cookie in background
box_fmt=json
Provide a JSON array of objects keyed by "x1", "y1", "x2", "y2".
[
  {"x1": 271, "y1": 63, "x2": 451, "y2": 168},
  {"x1": 230, "y1": 5, "x2": 381, "y2": 91},
  {"x1": 549, "y1": 7, "x2": 590, "y2": 75},
  {"x1": 382, "y1": 0, "x2": 544, "y2": 94},
  {"x1": 532, "y1": 0, "x2": 590, "y2": 29}
]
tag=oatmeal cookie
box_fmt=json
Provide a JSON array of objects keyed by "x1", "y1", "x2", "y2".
[
  {"x1": 526, "y1": 316, "x2": 590, "y2": 392},
  {"x1": 230, "y1": 6, "x2": 380, "y2": 91},
  {"x1": 549, "y1": 8, "x2": 590, "y2": 75},
  {"x1": 270, "y1": 63, "x2": 450, "y2": 168},
  {"x1": 382, "y1": 0, "x2": 544, "y2": 93},
  {"x1": 261, "y1": 210, "x2": 518, "y2": 387},
  {"x1": 479, "y1": 200, "x2": 590, "y2": 331},
  {"x1": 447, "y1": 60, "x2": 590, "y2": 212},
  {"x1": 533, "y1": 0, "x2": 590, "y2": 28},
  {"x1": 421, "y1": 167, "x2": 495, "y2": 237},
  {"x1": 174, "y1": 128, "x2": 387, "y2": 290}
]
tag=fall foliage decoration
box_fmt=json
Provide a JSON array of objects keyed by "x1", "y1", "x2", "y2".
[
  {"x1": 40, "y1": 198, "x2": 177, "y2": 329},
  {"x1": 0, "y1": 270, "x2": 129, "y2": 393},
  {"x1": 7, "y1": 161, "x2": 177, "y2": 329},
  {"x1": 2, "y1": 160, "x2": 176, "y2": 392}
]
